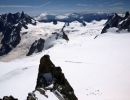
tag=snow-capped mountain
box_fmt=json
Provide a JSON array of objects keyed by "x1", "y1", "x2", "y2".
[
  {"x1": 0, "y1": 12, "x2": 113, "y2": 61},
  {"x1": 0, "y1": 16, "x2": 130, "y2": 100},
  {"x1": 0, "y1": 12, "x2": 69, "y2": 60},
  {"x1": 101, "y1": 12, "x2": 130, "y2": 33},
  {"x1": 0, "y1": 12, "x2": 36, "y2": 56},
  {"x1": 35, "y1": 13, "x2": 112, "y2": 23},
  {"x1": 0, "y1": 11, "x2": 130, "y2": 62}
]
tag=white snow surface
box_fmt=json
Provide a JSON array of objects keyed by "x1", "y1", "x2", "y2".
[
  {"x1": 0, "y1": 20, "x2": 130, "y2": 100},
  {"x1": 0, "y1": 20, "x2": 104, "y2": 61}
]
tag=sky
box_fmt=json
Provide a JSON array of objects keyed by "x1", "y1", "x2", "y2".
[{"x1": 0, "y1": 0, "x2": 130, "y2": 15}]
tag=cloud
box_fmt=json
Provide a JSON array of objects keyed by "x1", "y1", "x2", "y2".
[
  {"x1": 0, "y1": 5, "x2": 33, "y2": 8},
  {"x1": 110, "y1": 2, "x2": 124, "y2": 6},
  {"x1": 0, "y1": 0, "x2": 51, "y2": 8},
  {"x1": 37, "y1": 1, "x2": 51, "y2": 8},
  {"x1": 76, "y1": 4, "x2": 88, "y2": 7}
]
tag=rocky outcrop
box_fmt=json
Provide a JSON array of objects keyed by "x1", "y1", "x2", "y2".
[
  {"x1": 27, "y1": 93, "x2": 37, "y2": 100},
  {"x1": 53, "y1": 20, "x2": 57, "y2": 25},
  {"x1": 118, "y1": 12, "x2": 130, "y2": 32},
  {"x1": 0, "y1": 12, "x2": 36, "y2": 56},
  {"x1": 34, "y1": 55, "x2": 78, "y2": 100},
  {"x1": 52, "y1": 23, "x2": 69, "y2": 42},
  {"x1": 0, "y1": 96, "x2": 18, "y2": 100},
  {"x1": 61, "y1": 23, "x2": 69, "y2": 41},
  {"x1": 101, "y1": 12, "x2": 130, "y2": 33},
  {"x1": 27, "y1": 38, "x2": 45, "y2": 56}
]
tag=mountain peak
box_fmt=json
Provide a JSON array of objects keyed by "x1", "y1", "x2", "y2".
[{"x1": 0, "y1": 12, "x2": 36, "y2": 56}]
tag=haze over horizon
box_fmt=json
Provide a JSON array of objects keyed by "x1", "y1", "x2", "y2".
[{"x1": 0, "y1": 0, "x2": 130, "y2": 15}]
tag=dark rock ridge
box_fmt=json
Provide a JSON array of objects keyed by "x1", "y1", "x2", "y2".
[
  {"x1": 101, "y1": 12, "x2": 130, "y2": 33},
  {"x1": 27, "y1": 38, "x2": 45, "y2": 56},
  {"x1": 0, "y1": 12, "x2": 36, "y2": 56},
  {"x1": 0, "y1": 95, "x2": 18, "y2": 100},
  {"x1": 61, "y1": 23, "x2": 69, "y2": 41},
  {"x1": 52, "y1": 23, "x2": 69, "y2": 41}
]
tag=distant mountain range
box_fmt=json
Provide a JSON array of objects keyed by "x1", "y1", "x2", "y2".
[{"x1": 35, "y1": 13, "x2": 113, "y2": 23}]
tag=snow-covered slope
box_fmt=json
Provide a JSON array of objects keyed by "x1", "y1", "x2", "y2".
[
  {"x1": 0, "y1": 20, "x2": 130, "y2": 100},
  {"x1": 0, "y1": 20, "x2": 104, "y2": 61},
  {"x1": 0, "y1": 21, "x2": 65, "y2": 61}
]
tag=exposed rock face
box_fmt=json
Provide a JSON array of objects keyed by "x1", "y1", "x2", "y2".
[
  {"x1": 62, "y1": 32, "x2": 69, "y2": 41},
  {"x1": 27, "y1": 93, "x2": 37, "y2": 100},
  {"x1": 118, "y1": 13, "x2": 130, "y2": 32},
  {"x1": 1, "y1": 96, "x2": 18, "y2": 100},
  {"x1": 35, "y1": 55, "x2": 78, "y2": 100},
  {"x1": 51, "y1": 23, "x2": 69, "y2": 42},
  {"x1": 61, "y1": 23, "x2": 69, "y2": 41},
  {"x1": 27, "y1": 38, "x2": 45, "y2": 56},
  {"x1": 101, "y1": 12, "x2": 130, "y2": 33},
  {"x1": 0, "y1": 12, "x2": 36, "y2": 56},
  {"x1": 53, "y1": 20, "x2": 57, "y2": 25},
  {"x1": 123, "y1": 11, "x2": 129, "y2": 19}
]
